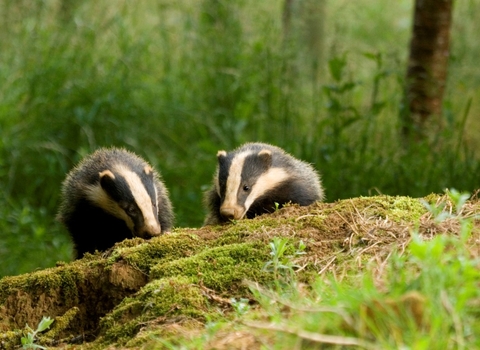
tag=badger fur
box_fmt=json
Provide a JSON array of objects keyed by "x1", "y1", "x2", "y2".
[
  {"x1": 57, "y1": 147, "x2": 174, "y2": 258},
  {"x1": 203, "y1": 142, "x2": 324, "y2": 225}
]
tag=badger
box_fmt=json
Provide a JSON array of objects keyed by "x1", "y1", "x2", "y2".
[
  {"x1": 203, "y1": 142, "x2": 324, "y2": 225},
  {"x1": 57, "y1": 147, "x2": 174, "y2": 259}
]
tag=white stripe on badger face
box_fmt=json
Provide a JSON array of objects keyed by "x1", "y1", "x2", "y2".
[
  {"x1": 116, "y1": 164, "x2": 160, "y2": 235},
  {"x1": 222, "y1": 151, "x2": 250, "y2": 210},
  {"x1": 242, "y1": 167, "x2": 290, "y2": 217},
  {"x1": 84, "y1": 165, "x2": 160, "y2": 236}
]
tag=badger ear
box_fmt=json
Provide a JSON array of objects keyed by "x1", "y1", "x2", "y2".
[
  {"x1": 257, "y1": 150, "x2": 272, "y2": 169},
  {"x1": 217, "y1": 150, "x2": 227, "y2": 164},
  {"x1": 143, "y1": 165, "x2": 153, "y2": 176},
  {"x1": 99, "y1": 170, "x2": 116, "y2": 193}
]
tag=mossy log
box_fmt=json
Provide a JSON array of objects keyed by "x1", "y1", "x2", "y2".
[{"x1": 0, "y1": 195, "x2": 478, "y2": 349}]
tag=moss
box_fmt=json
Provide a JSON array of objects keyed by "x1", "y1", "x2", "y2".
[
  {"x1": 150, "y1": 242, "x2": 271, "y2": 292},
  {"x1": 0, "y1": 264, "x2": 84, "y2": 307},
  {"x1": 43, "y1": 306, "x2": 80, "y2": 339},
  {"x1": 25, "y1": 308, "x2": 81, "y2": 347},
  {"x1": 212, "y1": 217, "x2": 279, "y2": 244},
  {"x1": 94, "y1": 237, "x2": 273, "y2": 346},
  {"x1": 422, "y1": 193, "x2": 443, "y2": 205},
  {"x1": 327, "y1": 196, "x2": 427, "y2": 223},
  {"x1": 123, "y1": 318, "x2": 204, "y2": 348},
  {"x1": 0, "y1": 330, "x2": 22, "y2": 350},
  {"x1": 3, "y1": 194, "x2": 455, "y2": 349},
  {"x1": 0, "y1": 275, "x2": 25, "y2": 302},
  {"x1": 211, "y1": 224, "x2": 254, "y2": 246},
  {"x1": 99, "y1": 276, "x2": 209, "y2": 345},
  {"x1": 57, "y1": 268, "x2": 83, "y2": 304},
  {"x1": 387, "y1": 196, "x2": 428, "y2": 222},
  {"x1": 210, "y1": 215, "x2": 303, "y2": 248},
  {"x1": 297, "y1": 214, "x2": 329, "y2": 231},
  {"x1": 105, "y1": 233, "x2": 206, "y2": 273}
]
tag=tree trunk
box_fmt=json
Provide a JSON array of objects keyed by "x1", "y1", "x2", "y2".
[
  {"x1": 302, "y1": 0, "x2": 326, "y2": 86},
  {"x1": 282, "y1": 0, "x2": 326, "y2": 85},
  {"x1": 402, "y1": 0, "x2": 453, "y2": 141},
  {"x1": 282, "y1": 0, "x2": 295, "y2": 39}
]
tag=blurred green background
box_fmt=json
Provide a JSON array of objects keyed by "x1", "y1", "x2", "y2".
[{"x1": 1, "y1": 0, "x2": 479, "y2": 277}]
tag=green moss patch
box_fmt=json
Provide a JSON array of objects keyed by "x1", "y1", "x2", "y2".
[
  {"x1": 151, "y1": 242, "x2": 271, "y2": 293},
  {"x1": 327, "y1": 195, "x2": 428, "y2": 223},
  {"x1": 107, "y1": 233, "x2": 206, "y2": 273},
  {"x1": 98, "y1": 276, "x2": 210, "y2": 346},
  {"x1": 93, "y1": 240, "x2": 273, "y2": 347}
]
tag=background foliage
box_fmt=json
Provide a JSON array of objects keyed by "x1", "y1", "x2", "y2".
[{"x1": 0, "y1": 0, "x2": 479, "y2": 277}]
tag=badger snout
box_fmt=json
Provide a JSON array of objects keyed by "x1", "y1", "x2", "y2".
[
  {"x1": 137, "y1": 223, "x2": 161, "y2": 238},
  {"x1": 220, "y1": 206, "x2": 244, "y2": 221}
]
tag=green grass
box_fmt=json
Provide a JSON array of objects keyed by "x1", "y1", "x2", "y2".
[
  {"x1": 152, "y1": 192, "x2": 480, "y2": 349},
  {"x1": 245, "y1": 233, "x2": 480, "y2": 349},
  {"x1": 0, "y1": 0, "x2": 479, "y2": 277},
  {"x1": 0, "y1": 195, "x2": 72, "y2": 276}
]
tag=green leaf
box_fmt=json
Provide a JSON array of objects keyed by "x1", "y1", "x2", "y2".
[
  {"x1": 446, "y1": 188, "x2": 470, "y2": 215},
  {"x1": 37, "y1": 316, "x2": 54, "y2": 333}
]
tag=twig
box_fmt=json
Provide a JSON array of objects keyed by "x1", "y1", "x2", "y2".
[
  {"x1": 199, "y1": 283, "x2": 232, "y2": 306},
  {"x1": 318, "y1": 256, "x2": 336, "y2": 275},
  {"x1": 244, "y1": 321, "x2": 376, "y2": 349},
  {"x1": 295, "y1": 214, "x2": 317, "y2": 221},
  {"x1": 246, "y1": 282, "x2": 354, "y2": 327}
]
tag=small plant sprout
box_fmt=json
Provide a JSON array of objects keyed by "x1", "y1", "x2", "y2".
[
  {"x1": 421, "y1": 188, "x2": 471, "y2": 223},
  {"x1": 421, "y1": 199, "x2": 449, "y2": 223},
  {"x1": 274, "y1": 202, "x2": 280, "y2": 211},
  {"x1": 445, "y1": 188, "x2": 471, "y2": 216},
  {"x1": 263, "y1": 237, "x2": 306, "y2": 281},
  {"x1": 231, "y1": 298, "x2": 250, "y2": 317},
  {"x1": 21, "y1": 316, "x2": 54, "y2": 350}
]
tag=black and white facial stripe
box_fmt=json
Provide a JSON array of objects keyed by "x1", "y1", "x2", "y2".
[
  {"x1": 216, "y1": 148, "x2": 290, "y2": 221},
  {"x1": 85, "y1": 164, "x2": 161, "y2": 238}
]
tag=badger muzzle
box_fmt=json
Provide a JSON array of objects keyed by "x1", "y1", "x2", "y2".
[
  {"x1": 220, "y1": 204, "x2": 245, "y2": 221},
  {"x1": 135, "y1": 218, "x2": 161, "y2": 238}
]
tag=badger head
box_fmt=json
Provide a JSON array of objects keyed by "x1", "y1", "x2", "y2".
[
  {"x1": 86, "y1": 164, "x2": 161, "y2": 238},
  {"x1": 215, "y1": 148, "x2": 289, "y2": 221}
]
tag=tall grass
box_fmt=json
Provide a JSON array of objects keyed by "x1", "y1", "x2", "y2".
[{"x1": 0, "y1": 0, "x2": 479, "y2": 276}]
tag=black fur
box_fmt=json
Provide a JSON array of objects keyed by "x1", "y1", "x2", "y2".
[
  {"x1": 57, "y1": 148, "x2": 174, "y2": 259},
  {"x1": 245, "y1": 178, "x2": 320, "y2": 218},
  {"x1": 62, "y1": 197, "x2": 135, "y2": 258}
]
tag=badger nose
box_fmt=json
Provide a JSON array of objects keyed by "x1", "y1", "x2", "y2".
[
  {"x1": 139, "y1": 224, "x2": 161, "y2": 238},
  {"x1": 149, "y1": 224, "x2": 161, "y2": 236},
  {"x1": 220, "y1": 207, "x2": 236, "y2": 220}
]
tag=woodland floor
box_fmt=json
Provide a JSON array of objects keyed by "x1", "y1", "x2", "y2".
[{"x1": 0, "y1": 193, "x2": 479, "y2": 349}]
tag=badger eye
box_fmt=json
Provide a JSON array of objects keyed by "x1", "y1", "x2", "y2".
[
  {"x1": 243, "y1": 185, "x2": 250, "y2": 191},
  {"x1": 125, "y1": 205, "x2": 137, "y2": 217}
]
